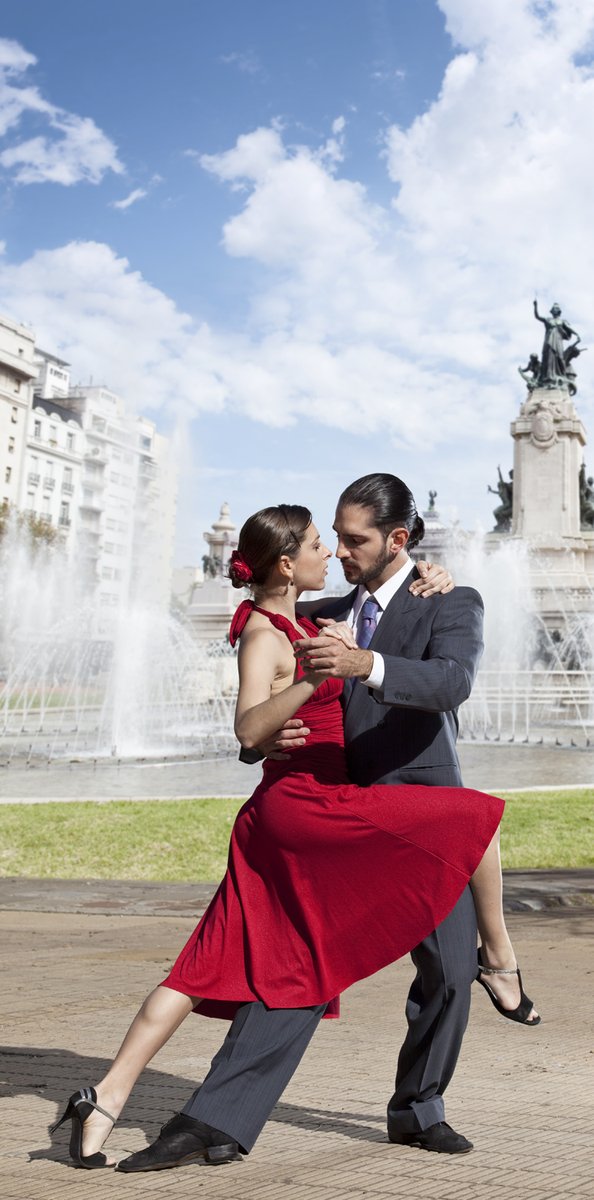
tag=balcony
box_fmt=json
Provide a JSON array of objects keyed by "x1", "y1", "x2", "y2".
[
  {"x1": 140, "y1": 461, "x2": 158, "y2": 479},
  {"x1": 80, "y1": 498, "x2": 102, "y2": 513},
  {"x1": 84, "y1": 448, "x2": 107, "y2": 465},
  {"x1": 83, "y1": 468, "x2": 105, "y2": 487},
  {"x1": 43, "y1": 477, "x2": 55, "y2": 490},
  {"x1": 62, "y1": 482, "x2": 74, "y2": 494},
  {"x1": 58, "y1": 515, "x2": 71, "y2": 528},
  {"x1": 0, "y1": 348, "x2": 36, "y2": 379},
  {"x1": 27, "y1": 472, "x2": 40, "y2": 486}
]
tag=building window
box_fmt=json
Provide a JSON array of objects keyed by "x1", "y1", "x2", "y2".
[
  {"x1": 49, "y1": 425, "x2": 58, "y2": 446},
  {"x1": 14, "y1": 379, "x2": 21, "y2": 393},
  {"x1": 59, "y1": 502, "x2": 70, "y2": 527},
  {"x1": 5, "y1": 466, "x2": 11, "y2": 483},
  {"x1": 8, "y1": 437, "x2": 15, "y2": 453},
  {"x1": 66, "y1": 432, "x2": 75, "y2": 451},
  {"x1": 11, "y1": 407, "x2": 17, "y2": 423},
  {"x1": 34, "y1": 419, "x2": 42, "y2": 438}
]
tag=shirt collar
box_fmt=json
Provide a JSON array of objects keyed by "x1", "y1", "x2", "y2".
[{"x1": 350, "y1": 557, "x2": 414, "y2": 623}]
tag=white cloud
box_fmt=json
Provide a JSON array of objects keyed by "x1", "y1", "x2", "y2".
[
  {"x1": 220, "y1": 50, "x2": 263, "y2": 76},
  {"x1": 0, "y1": 38, "x2": 36, "y2": 73},
  {"x1": 111, "y1": 187, "x2": 148, "y2": 211},
  {"x1": 0, "y1": 36, "x2": 123, "y2": 185},
  {"x1": 200, "y1": 126, "x2": 285, "y2": 185}
]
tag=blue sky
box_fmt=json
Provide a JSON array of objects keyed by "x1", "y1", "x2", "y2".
[{"x1": 2, "y1": 1, "x2": 594, "y2": 577}]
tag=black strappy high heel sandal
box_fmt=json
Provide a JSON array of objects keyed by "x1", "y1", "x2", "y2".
[
  {"x1": 476, "y1": 949, "x2": 541, "y2": 1026},
  {"x1": 49, "y1": 1086, "x2": 117, "y2": 1168}
]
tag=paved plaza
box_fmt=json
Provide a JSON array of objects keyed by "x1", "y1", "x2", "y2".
[{"x1": 2, "y1": 878, "x2": 594, "y2": 1200}]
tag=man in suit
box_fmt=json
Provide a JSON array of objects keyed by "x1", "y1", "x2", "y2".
[{"x1": 118, "y1": 473, "x2": 484, "y2": 1172}]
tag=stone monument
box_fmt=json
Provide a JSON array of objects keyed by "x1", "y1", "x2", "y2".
[
  {"x1": 490, "y1": 300, "x2": 594, "y2": 635},
  {"x1": 411, "y1": 490, "x2": 450, "y2": 563},
  {"x1": 186, "y1": 502, "x2": 243, "y2": 642}
]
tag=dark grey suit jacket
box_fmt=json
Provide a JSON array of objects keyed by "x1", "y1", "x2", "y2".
[{"x1": 299, "y1": 567, "x2": 484, "y2": 788}]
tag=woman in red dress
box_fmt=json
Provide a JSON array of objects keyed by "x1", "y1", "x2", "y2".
[{"x1": 52, "y1": 504, "x2": 538, "y2": 1168}]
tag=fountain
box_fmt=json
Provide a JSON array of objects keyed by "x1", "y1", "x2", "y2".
[
  {"x1": 452, "y1": 299, "x2": 594, "y2": 745},
  {"x1": 0, "y1": 510, "x2": 239, "y2": 764},
  {"x1": 448, "y1": 531, "x2": 593, "y2": 745}
]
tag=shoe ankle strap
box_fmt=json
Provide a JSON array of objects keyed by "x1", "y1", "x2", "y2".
[{"x1": 73, "y1": 1094, "x2": 116, "y2": 1125}]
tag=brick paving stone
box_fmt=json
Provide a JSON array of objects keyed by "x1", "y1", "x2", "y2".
[{"x1": 1, "y1": 901, "x2": 594, "y2": 1200}]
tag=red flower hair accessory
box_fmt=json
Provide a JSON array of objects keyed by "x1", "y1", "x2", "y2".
[{"x1": 229, "y1": 550, "x2": 253, "y2": 584}]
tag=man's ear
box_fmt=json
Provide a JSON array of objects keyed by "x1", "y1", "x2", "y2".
[{"x1": 387, "y1": 527, "x2": 409, "y2": 556}]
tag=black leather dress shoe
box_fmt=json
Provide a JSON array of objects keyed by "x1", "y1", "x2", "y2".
[
  {"x1": 116, "y1": 1113, "x2": 242, "y2": 1172},
  {"x1": 388, "y1": 1120, "x2": 473, "y2": 1154}
]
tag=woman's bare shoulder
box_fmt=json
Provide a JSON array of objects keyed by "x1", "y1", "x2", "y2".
[{"x1": 237, "y1": 613, "x2": 292, "y2": 662}]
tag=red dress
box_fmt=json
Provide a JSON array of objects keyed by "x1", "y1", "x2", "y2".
[{"x1": 162, "y1": 602, "x2": 504, "y2": 1019}]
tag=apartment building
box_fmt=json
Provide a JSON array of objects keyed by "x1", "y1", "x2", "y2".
[
  {"x1": 63, "y1": 386, "x2": 176, "y2": 617},
  {"x1": 132, "y1": 418, "x2": 177, "y2": 611},
  {"x1": 0, "y1": 315, "x2": 36, "y2": 509},
  {"x1": 0, "y1": 312, "x2": 177, "y2": 614},
  {"x1": 21, "y1": 351, "x2": 83, "y2": 546}
]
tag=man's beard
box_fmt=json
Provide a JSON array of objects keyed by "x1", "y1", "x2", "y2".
[{"x1": 341, "y1": 545, "x2": 392, "y2": 588}]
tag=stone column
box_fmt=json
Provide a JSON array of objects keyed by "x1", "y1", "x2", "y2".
[
  {"x1": 508, "y1": 385, "x2": 593, "y2": 639},
  {"x1": 511, "y1": 386, "x2": 585, "y2": 541},
  {"x1": 187, "y1": 502, "x2": 242, "y2": 642}
]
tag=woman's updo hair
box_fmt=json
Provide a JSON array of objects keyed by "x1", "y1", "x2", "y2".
[
  {"x1": 338, "y1": 473, "x2": 425, "y2": 549},
  {"x1": 228, "y1": 504, "x2": 312, "y2": 589}
]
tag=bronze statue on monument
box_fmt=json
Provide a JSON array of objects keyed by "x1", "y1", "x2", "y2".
[
  {"x1": 488, "y1": 467, "x2": 513, "y2": 533},
  {"x1": 579, "y1": 463, "x2": 594, "y2": 531},
  {"x1": 532, "y1": 300, "x2": 583, "y2": 394}
]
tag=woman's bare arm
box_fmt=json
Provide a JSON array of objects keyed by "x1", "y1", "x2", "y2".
[{"x1": 234, "y1": 626, "x2": 325, "y2": 749}]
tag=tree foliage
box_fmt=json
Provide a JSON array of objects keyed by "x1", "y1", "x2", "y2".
[{"x1": 0, "y1": 501, "x2": 62, "y2": 548}]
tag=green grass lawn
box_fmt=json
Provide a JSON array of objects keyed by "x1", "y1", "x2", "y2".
[{"x1": 0, "y1": 789, "x2": 592, "y2": 881}]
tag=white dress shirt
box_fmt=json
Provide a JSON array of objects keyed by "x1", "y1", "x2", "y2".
[{"x1": 347, "y1": 557, "x2": 415, "y2": 690}]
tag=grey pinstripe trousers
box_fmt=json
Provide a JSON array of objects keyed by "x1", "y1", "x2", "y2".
[{"x1": 183, "y1": 886, "x2": 477, "y2": 1151}]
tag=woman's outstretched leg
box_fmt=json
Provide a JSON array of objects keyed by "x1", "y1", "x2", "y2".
[
  {"x1": 81, "y1": 985, "x2": 200, "y2": 1161},
  {"x1": 470, "y1": 830, "x2": 538, "y2": 1020}
]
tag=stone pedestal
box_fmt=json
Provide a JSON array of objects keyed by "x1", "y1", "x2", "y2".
[
  {"x1": 410, "y1": 495, "x2": 450, "y2": 564},
  {"x1": 186, "y1": 502, "x2": 243, "y2": 643},
  {"x1": 506, "y1": 385, "x2": 593, "y2": 635},
  {"x1": 511, "y1": 386, "x2": 585, "y2": 540},
  {"x1": 187, "y1": 576, "x2": 243, "y2": 643}
]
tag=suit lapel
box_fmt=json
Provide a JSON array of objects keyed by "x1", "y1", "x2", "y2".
[
  {"x1": 324, "y1": 589, "x2": 357, "y2": 622},
  {"x1": 369, "y1": 566, "x2": 422, "y2": 656}
]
